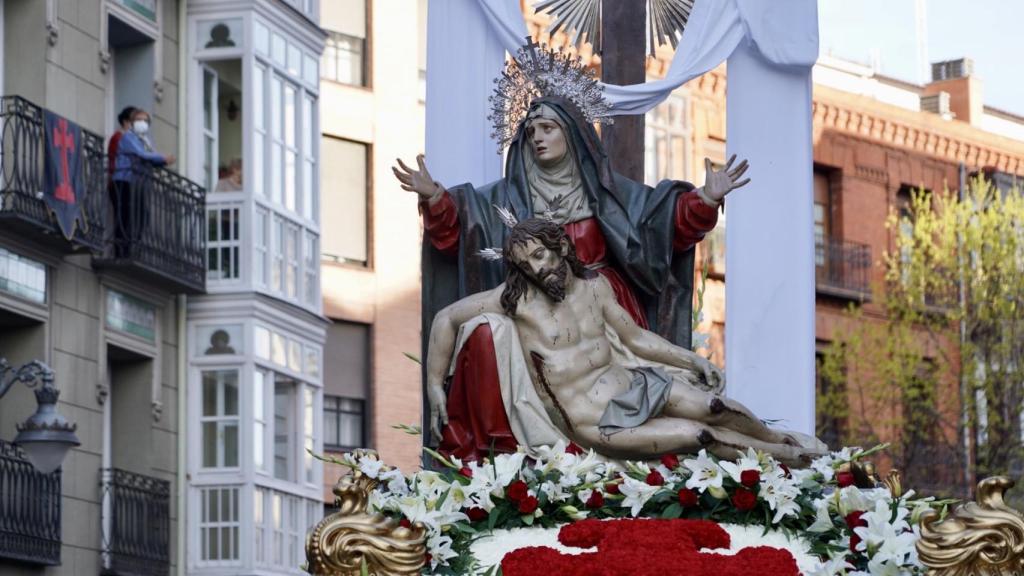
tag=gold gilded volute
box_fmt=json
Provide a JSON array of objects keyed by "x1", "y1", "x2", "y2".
[
  {"x1": 305, "y1": 451, "x2": 427, "y2": 576},
  {"x1": 917, "y1": 476, "x2": 1024, "y2": 575}
]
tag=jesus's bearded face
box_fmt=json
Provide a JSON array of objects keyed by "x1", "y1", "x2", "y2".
[{"x1": 510, "y1": 236, "x2": 570, "y2": 302}]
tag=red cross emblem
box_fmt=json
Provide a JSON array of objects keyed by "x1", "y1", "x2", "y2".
[{"x1": 52, "y1": 118, "x2": 76, "y2": 204}]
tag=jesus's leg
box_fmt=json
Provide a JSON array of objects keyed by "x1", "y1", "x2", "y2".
[{"x1": 661, "y1": 385, "x2": 791, "y2": 446}]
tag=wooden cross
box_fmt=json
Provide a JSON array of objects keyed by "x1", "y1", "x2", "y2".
[{"x1": 600, "y1": 0, "x2": 646, "y2": 182}]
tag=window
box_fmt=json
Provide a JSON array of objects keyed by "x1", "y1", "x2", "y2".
[
  {"x1": 285, "y1": 223, "x2": 299, "y2": 299},
  {"x1": 302, "y1": 95, "x2": 317, "y2": 221},
  {"x1": 201, "y1": 370, "x2": 239, "y2": 468},
  {"x1": 303, "y1": 387, "x2": 315, "y2": 482},
  {"x1": 814, "y1": 170, "x2": 831, "y2": 268},
  {"x1": 321, "y1": 138, "x2": 369, "y2": 265},
  {"x1": 417, "y1": 0, "x2": 427, "y2": 102},
  {"x1": 207, "y1": 207, "x2": 241, "y2": 281},
  {"x1": 814, "y1": 351, "x2": 844, "y2": 450},
  {"x1": 321, "y1": 0, "x2": 367, "y2": 86},
  {"x1": 200, "y1": 59, "x2": 243, "y2": 195},
  {"x1": 253, "y1": 64, "x2": 266, "y2": 198},
  {"x1": 644, "y1": 93, "x2": 689, "y2": 186},
  {"x1": 254, "y1": 370, "x2": 268, "y2": 471},
  {"x1": 274, "y1": 377, "x2": 296, "y2": 480},
  {"x1": 199, "y1": 486, "x2": 240, "y2": 564},
  {"x1": 324, "y1": 396, "x2": 365, "y2": 450},
  {"x1": 255, "y1": 208, "x2": 269, "y2": 286},
  {"x1": 304, "y1": 232, "x2": 318, "y2": 305},
  {"x1": 272, "y1": 216, "x2": 284, "y2": 292},
  {"x1": 0, "y1": 248, "x2": 46, "y2": 303}
]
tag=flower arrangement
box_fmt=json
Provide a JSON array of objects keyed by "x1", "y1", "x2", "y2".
[{"x1": 323, "y1": 442, "x2": 950, "y2": 575}]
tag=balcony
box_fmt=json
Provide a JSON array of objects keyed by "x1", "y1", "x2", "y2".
[
  {"x1": 1, "y1": 94, "x2": 206, "y2": 295},
  {"x1": 0, "y1": 439, "x2": 61, "y2": 566},
  {"x1": 0, "y1": 95, "x2": 106, "y2": 253},
  {"x1": 93, "y1": 160, "x2": 206, "y2": 294},
  {"x1": 101, "y1": 468, "x2": 171, "y2": 576},
  {"x1": 816, "y1": 235, "x2": 872, "y2": 301}
]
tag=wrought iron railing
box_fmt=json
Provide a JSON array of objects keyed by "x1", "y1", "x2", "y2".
[
  {"x1": 815, "y1": 235, "x2": 872, "y2": 300},
  {"x1": 0, "y1": 439, "x2": 61, "y2": 566},
  {"x1": 100, "y1": 468, "x2": 171, "y2": 576},
  {"x1": 101, "y1": 157, "x2": 206, "y2": 293},
  {"x1": 0, "y1": 95, "x2": 106, "y2": 252}
]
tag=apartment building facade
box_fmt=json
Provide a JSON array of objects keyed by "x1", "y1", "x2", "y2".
[
  {"x1": 0, "y1": 0, "x2": 202, "y2": 574},
  {"x1": 181, "y1": 1, "x2": 327, "y2": 574},
  {"x1": 317, "y1": 0, "x2": 427, "y2": 478}
]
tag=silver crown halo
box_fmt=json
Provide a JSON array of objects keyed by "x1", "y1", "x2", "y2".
[{"x1": 488, "y1": 37, "x2": 613, "y2": 153}]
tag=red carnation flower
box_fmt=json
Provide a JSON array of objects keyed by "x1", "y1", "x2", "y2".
[
  {"x1": 466, "y1": 507, "x2": 488, "y2": 522},
  {"x1": 458, "y1": 466, "x2": 473, "y2": 478},
  {"x1": 660, "y1": 454, "x2": 680, "y2": 469},
  {"x1": 506, "y1": 480, "x2": 529, "y2": 502},
  {"x1": 605, "y1": 480, "x2": 621, "y2": 495},
  {"x1": 566, "y1": 442, "x2": 585, "y2": 455},
  {"x1": 585, "y1": 491, "x2": 605, "y2": 509},
  {"x1": 518, "y1": 495, "x2": 539, "y2": 515},
  {"x1": 740, "y1": 469, "x2": 761, "y2": 488},
  {"x1": 731, "y1": 488, "x2": 757, "y2": 511},
  {"x1": 678, "y1": 488, "x2": 699, "y2": 508},
  {"x1": 845, "y1": 510, "x2": 867, "y2": 529},
  {"x1": 645, "y1": 470, "x2": 665, "y2": 486},
  {"x1": 849, "y1": 532, "x2": 862, "y2": 552},
  {"x1": 836, "y1": 471, "x2": 855, "y2": 488}
]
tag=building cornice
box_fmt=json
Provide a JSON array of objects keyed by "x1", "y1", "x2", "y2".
[{"x1": 813, "y1": 85, "x2": 1024, "y2": 175}]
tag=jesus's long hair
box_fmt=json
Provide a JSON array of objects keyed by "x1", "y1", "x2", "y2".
[{"x1": 500, "y1": 218, "x2": 591, "y2": 316}]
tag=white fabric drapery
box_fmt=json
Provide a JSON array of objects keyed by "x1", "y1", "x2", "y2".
[{"x1": 425, "y1": 0, "x2": 819, "y2": 434}]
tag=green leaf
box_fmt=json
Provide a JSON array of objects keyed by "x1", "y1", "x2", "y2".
[
  {"x1": 360, "y1": 557, "x2": 369, "y2": 576},
  {"x1": 522, "y1": 514, "x2": 535, "y2": 526},
  {"x1": 402, "y1": 351, "x2": 422, "y2": 364},
  {"x1": 660, "y1": 503, "x2": 683, "y2": 519}
]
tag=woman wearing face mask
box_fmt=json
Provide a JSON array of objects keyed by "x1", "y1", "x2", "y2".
[{"x1": 111, "y1": 109, "x2": 176, "y2": 256}]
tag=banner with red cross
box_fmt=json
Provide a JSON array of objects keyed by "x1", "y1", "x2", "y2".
[{"x1": 43, "y1": 110, "x2": 87, "y2": 241}]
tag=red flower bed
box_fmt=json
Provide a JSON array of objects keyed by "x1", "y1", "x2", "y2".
[{"x1": 501, "y1": 518, "x2": 800, "y2": 576}]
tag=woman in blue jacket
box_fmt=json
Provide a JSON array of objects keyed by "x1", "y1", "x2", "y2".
[{"x1": 111, "y1": 109, "x2": 176, "y2": 256}]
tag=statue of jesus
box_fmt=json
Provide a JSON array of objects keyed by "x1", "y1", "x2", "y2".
[{"x1": 425, "y1": 217, "x2": 824, "y2": 465}]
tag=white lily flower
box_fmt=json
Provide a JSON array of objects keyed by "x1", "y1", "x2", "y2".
[
  {"x1": 358, "y1": 457, "x2": 384, "y2": 479},
  {"x1": 618, "y1": 475, "x2": 660, "y2": 516},
  {"x1": 683, "y1": 450, "x2": 724, "y2": 493},
  {"x1": 427, "y1": 533, "x2": 458, "y2": 569},
  {"x1": 806, "y1": 497, "x2": 837, "y2": 533},
  {"x1": 805, "y1": 554, "x2": 853, "y2": 576}
]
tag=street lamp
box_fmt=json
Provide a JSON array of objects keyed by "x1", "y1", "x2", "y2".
[{"x1": 0, "y1": 358, "x2": 80, "y2": 474}]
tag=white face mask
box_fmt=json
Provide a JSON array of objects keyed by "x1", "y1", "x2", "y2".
[{"x1": 132, "y1": 120, "x2": 150, "y2": 134}]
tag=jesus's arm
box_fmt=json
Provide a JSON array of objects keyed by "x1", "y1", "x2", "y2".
[
  {"x1": 425, "y1": 286, "x2": 504, "y2": 440},
  {"x1": 595, "y1": 276, "x2": 723, "y2": 391}
]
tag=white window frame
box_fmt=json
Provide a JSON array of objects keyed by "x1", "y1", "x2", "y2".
[
  {"x1": 207, "y1": 204, "x2": 243, "y2": 283},
  {"x1": 199, "y1": 368, "x2": 241, "y2": 470},
  {"x1": 197, "y1": 485, "x2": 241, "y2": 566}
]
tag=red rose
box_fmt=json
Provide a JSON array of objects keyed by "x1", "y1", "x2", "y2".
[
  {"x1": 605, "y1": 480, "x2": 621, "y2": 495},
  {"x1": 518, "y1": 495, "x2": 539, "y2": 515},
  {"x1": 466, "y1": 507, "x2": 488, "y2": 522},
  {"x1": 399, "y1": 518, "x2": 412, "y2": 529},
  {"x1": 660, "y1": 454, "x2": 680, "y2": 469},
  {"x1": 836, "y1": 471, "x2": 855, "y2": 488},
  {"x1": 506, "y1": 480, "x2": 529, "y2": 502},
  {"x1": 844, "y1": 510, "x2": 867, "y2": 529},
  {"x1": 645, "y1": 470, "x2": 665, "y2": 486},
  {"x1": 849, "y1": 532, "x2": 862, "y2": 552},
  {"x1": 585, "y1": 491, "x2": 605, "y2": 509},
  {"x1": 678, "y1": 488, "x2": 699, "y2": 508},
  {"x1": 731, "y1": 488, "x2": 757, "y2": 511},
  {"x1": 458, "y1": 466, "x2": 473, "y2": 478},
  {"x1": 566, "y1": 442, "x2": 585, "y2": 455},
  {"x1": 740, "y1": 469, "x2": 761, "y2": 488}
]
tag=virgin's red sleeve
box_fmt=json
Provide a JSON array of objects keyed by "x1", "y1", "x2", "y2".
[
  {"x1": 673, "y1": 190, "x2": 720, "y2": 252},
  {"x1": 419, "y1": 191, "x2": 460, "y2": 256}
]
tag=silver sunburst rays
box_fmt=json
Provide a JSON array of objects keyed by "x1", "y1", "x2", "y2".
[
  {"x1": 488, "y1": 38, "x2": 613, "y2": 153},
  {"x1": 534, "y1": 0, "x2": 696, "y2": 56}
]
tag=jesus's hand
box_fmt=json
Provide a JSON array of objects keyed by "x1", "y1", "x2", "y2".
[
  {"x1": 701, "y1": 155, "x2": 750, "y2": 205},
  {"x1": 427, "y1": 382, "x2": 449, "y2": 444}
]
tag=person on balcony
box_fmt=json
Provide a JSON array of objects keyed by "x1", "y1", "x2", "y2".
[
  {"x1": 107, "y1": 106, "x2": 136, "y2": 189},
  {"x1": 111, "y1": 109, "x2": 176, "y2": 257}
]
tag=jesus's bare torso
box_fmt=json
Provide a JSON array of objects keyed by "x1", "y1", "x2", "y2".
[{"x1": 513, "y1": 276, "x2": 635, "y2": 437}]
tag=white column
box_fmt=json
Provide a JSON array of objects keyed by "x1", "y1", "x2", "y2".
[{"x1": 724, "y1": 39, "x2": 816, "y2": 435}]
